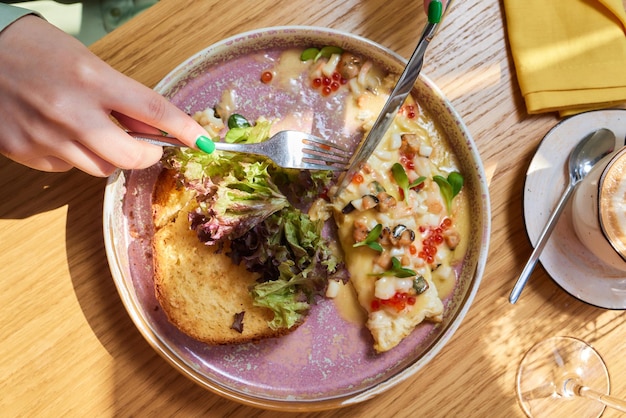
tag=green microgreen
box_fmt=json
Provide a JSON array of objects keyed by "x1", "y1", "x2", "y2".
[
  {"x1": 391, "y1": 163, "x2": 426, "y2": 201},
  {"x1": 315, "y1": 45, "x2": 343, "y2": 61},
  {"x1": 433, "y1": 172, "x2": 464, "y2": 213},
  {"x1": 353, "y1": 223, "x2": 383, "y2": 252},
  {"x1": 371, "y1": 257, "x2": 417, "y2": 278},
  {"x1": 300, "y1": 47, "x2": 320, "y2": 61},
  {"x1": 300, "y1": 46, "x2": 343, "y2": 62}
]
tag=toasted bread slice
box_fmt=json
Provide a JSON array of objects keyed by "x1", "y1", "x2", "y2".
[{"x1": 152, "y1": 168, "x2": 294, "y2": 344}]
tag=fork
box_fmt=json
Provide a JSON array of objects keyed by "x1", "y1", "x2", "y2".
[{"x1": 129, "y1": 131, "x2": 351, "y2": 171}]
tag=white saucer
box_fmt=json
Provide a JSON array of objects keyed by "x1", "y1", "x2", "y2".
[{"x1": 524, "y1": 109, "x2": 626, "y2": 309}]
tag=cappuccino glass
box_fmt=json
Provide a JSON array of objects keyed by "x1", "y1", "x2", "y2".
[{"x1": 572, "y1": 146, "x2": 626, "y2": 271}]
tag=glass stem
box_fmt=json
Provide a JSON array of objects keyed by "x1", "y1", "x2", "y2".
[{"x1": 567, "y1": 379, "x2": 626, "y2": 413}]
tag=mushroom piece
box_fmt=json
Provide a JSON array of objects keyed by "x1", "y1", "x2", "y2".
[
  {"x1": 412, "y1": 276, "x2": 429, "y2": 294},
  {"x1": 361, "y1": 194, "x2": 380, "y2": 210},
  {"x1": 346, "y1": 194, "x2": 379, "y2": 212},
  {"x1": 376, "y1": 191, "x2": 397, "y2": 212},
  {"x1": 399, "y1": 133, "x2": 420, "y2": 156},
  {"x1": 379, "y1": 226, "x2": 392, "y2": 246},
  {"x1": 352, "y1": 220, "x2": 370, "y2": 243},
  {"x1": 341, "y1": 201, "x2": 356, "y2": 214},
  {"x1": 444, "y1": 230, "x2": 461, "y2": 250},
  {"x1": 336, "y1": 52, "x2": 362, "y2": 80},
  {"x1": 392, "y1": 225, "x2": 416, "y2": 246}
]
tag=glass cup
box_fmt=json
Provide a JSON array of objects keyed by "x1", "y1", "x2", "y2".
[{"x1": 572, "y1": 146, "x2": 626, "y2": 271}]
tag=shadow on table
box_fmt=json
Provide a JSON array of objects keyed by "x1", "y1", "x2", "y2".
[
  {"x1": 50, "y1": 167, "x2": 227, "y2": 414},
  {"x1": 0, "y1": 156, "x2": 89, "y2": 219},
  {"x1": 0, "y1": 156, "x2": 219, "y2": 415}
]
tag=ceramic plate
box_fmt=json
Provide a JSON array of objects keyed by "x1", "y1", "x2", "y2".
[
  {"x1": 524, "y1": 109, "x2": 626, "y2": 309},
  {"x1": 103, "y1": 26, "x2": 490, "y2": 410}
]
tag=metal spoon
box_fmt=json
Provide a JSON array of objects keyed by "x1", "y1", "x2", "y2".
[{"x1": 509, "y1": 128, "x2": 617, "y2": 304}]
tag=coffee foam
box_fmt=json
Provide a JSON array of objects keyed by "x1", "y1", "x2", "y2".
[{"x1": 599, "y1": 148, "x2": 626, "y2": 261}]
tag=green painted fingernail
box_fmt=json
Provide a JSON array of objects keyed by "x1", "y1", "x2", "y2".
[
  {"x1": 196, "y1": 135, "x2": 215, "y2": 153},
  {"x1": 428, "y1": 0, "x2": 443, "y2": 23}
]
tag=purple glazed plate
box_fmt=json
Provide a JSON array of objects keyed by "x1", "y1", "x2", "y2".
[{"x1": 103, "y1": 26, "x2": 490, "y2": 410}]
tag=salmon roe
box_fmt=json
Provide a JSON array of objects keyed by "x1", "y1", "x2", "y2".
[
  {"x1": 311, "y1": 71, "x2": 347, "y2": 96},
  {"x1": 417, "y1": 218, "x2": 453, "y2": 264},
  {"x1": 399, "y1": 104, "x2": 417, "y2": 119},
  {"x1": 399, "y1": 154, "x2": 415, "y2": 171},
  {"x1": 261, "y1": 71, "x2": 273, "y2": 83},
  {"x1": 371, "y1": 291, "x2": 417, "y2": 312},
  {"x1": 352, "y1": 173, "x2": 364, "y2": 184},
  {"x1": 406, "y1": 104, "x2": 417, "y2": 119}
]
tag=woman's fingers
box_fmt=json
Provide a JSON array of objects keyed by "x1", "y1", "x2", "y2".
[
  {"x1": 104, "y1": 78, "x2": 207, "y2": 148},
  {"x1": 16, "y1": 148, "x2": 117, "y2": 178},
  {"x1": 0, "y1": 16, "x2": 206, "y2": 176},
  {"x1": 111, "y1": 111, "x2": 163, "y2": 135},
  {"x1": 19, "y1": 155, "x2": 74, "y2": 174},
  {"x1": 71, "y1": 118, "x2": 165, "y2": 172}
]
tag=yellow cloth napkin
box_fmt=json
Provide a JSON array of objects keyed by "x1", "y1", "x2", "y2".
[{"x1": 503, "y1": 0, "x2": 626, "y2": 116}]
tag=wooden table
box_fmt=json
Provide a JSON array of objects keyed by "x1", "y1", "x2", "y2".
[{"x1": 3, "y1": 0, "x2": 626, "y2": 416}]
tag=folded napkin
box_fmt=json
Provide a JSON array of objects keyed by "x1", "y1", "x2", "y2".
[{"x1": 503, "y1": 0, "x2": 626, "y2": 116}]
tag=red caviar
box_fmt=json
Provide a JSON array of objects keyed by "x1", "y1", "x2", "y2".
[
  {"x1": 352, "y1": 173, "x2": 364, "y2": 184},
  {"x1": 371, "y1": 291, "x2": 417, "y2": 312},
  {"x1": 399, "y1": 104, "x2": 417, "y2": 119},
  {"x1": 261, "y1": 71, "x2": 273, "y2": 83},
  {"x1": 417, "y1": 218, "x2": 453, "y2": 265},
  {"x1": 407, "y1": 104, "x2": 417, "y2": 119},
  {"x1": 399, "y1": 152, "x2": 416, "y2": 171},
  {"x1": 311, "y1": 71, "x2": 346, "y2": 96}
]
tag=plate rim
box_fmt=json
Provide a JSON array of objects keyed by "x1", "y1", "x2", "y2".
[{"x1": 104, "y1": 25, "x2": 491, "y2": 410}]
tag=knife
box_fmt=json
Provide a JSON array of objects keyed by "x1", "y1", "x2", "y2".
[{"x1": 334, "y1": 0, "x2": 450, "y2": 196}]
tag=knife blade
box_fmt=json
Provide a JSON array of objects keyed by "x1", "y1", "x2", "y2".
[{"x1": 334, "y1": 0, "x2": 450, "y2": 196}]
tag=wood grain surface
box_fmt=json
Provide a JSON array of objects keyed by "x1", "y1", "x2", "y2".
[{"x1": 2, "y1": 0, "x2": 626, "y2": 416}]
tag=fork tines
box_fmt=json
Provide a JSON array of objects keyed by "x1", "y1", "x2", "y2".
[{"x1": 301, "y1": 137, "x2": 352, "y2": 170}]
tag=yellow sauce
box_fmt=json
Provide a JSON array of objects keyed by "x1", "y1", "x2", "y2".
[
  {"x1": 330, "y1": 94, "x2": 468, "y2": 351},
  {"x1": 333, "y1": 281, "x2": 368, "y2": 324}
]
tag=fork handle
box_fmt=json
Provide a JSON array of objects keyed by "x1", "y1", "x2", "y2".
[
  {"x1": 127, "y1": 132, "x2": 187, "y2": 147},
  {"x1": 128, "y1": 132, "x2": 268, "y2": 156}
]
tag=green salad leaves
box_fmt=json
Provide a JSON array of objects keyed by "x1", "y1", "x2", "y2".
[{"x1": 162, "y1": 117, "x2": 345, "y2": 330}]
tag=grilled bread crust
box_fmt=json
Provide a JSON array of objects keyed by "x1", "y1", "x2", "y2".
[{"x1": 152, "y1": 168, "x2": 294, "y2": 344}]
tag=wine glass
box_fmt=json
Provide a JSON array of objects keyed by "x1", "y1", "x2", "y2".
[{"x1": 516, "y1": 336, "x2": 626, "y2": 417}]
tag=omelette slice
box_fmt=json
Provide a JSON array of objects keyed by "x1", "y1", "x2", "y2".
[{"x1": 332, "y1": 97, "x2": 467, "y2": 352}]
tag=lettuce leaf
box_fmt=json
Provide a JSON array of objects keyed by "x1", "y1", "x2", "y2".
[
  {"x1": 190, "y1": 161, "x2": 290, "y2": 244},
  {"x1": 162, "y1": 136, "x2": 344, "y2": 330},
  {"x1": 164, "y1": 145, "x2": 290, "y2": 245},
  {"x1": 231, "y1": 208, "x2": 345, "y2": 329},
  {"x1": 225, "y1": 118, "x2": 272, "y2": 144}
]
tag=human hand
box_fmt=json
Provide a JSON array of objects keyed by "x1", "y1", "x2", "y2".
[{"x1": 0, "y1": 15, "x2": 209, "y2": 177}]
